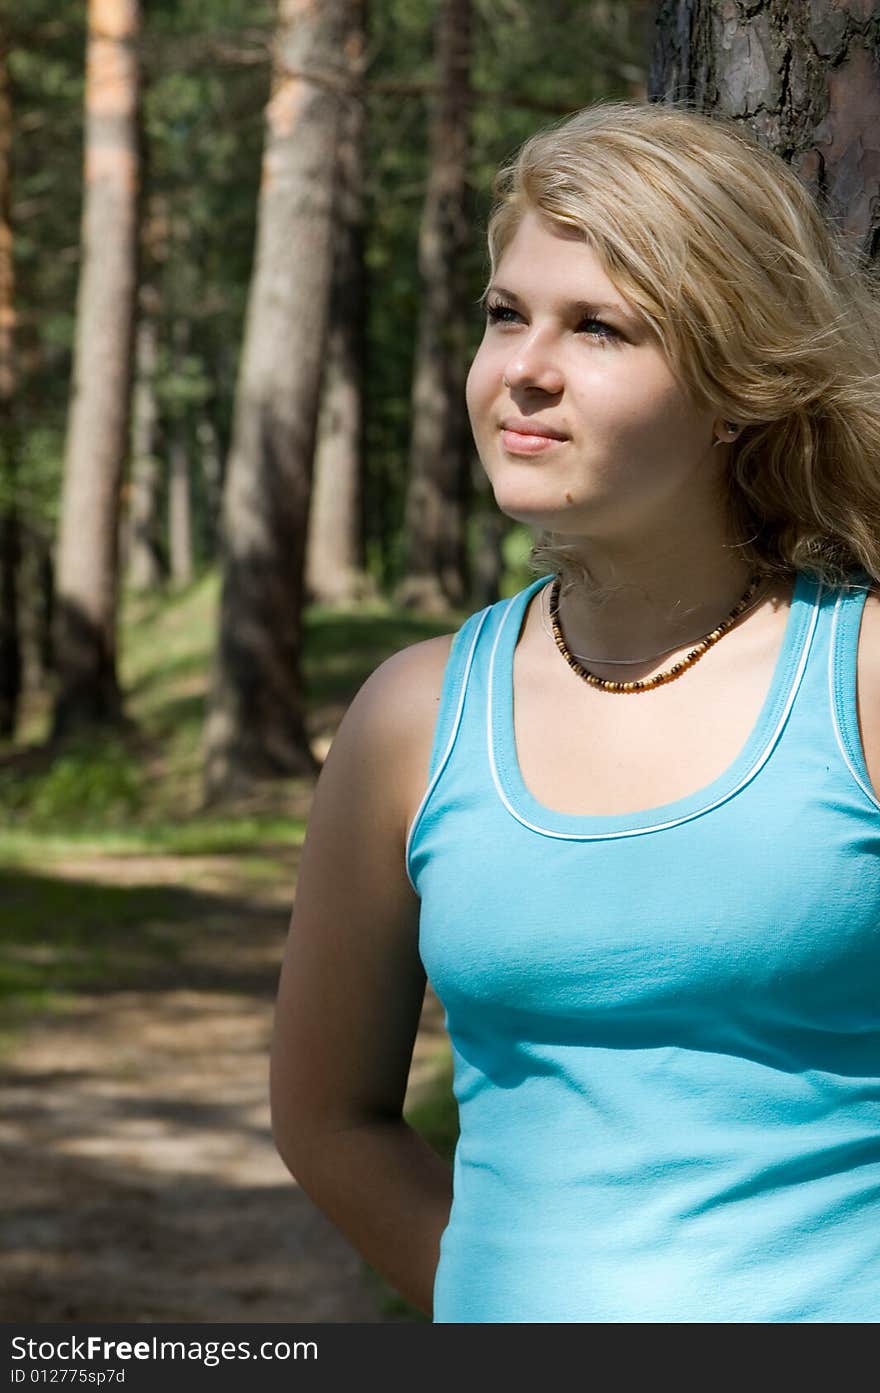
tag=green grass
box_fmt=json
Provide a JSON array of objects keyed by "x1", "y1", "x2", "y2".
[
  {"x1": 0, "y1": 817, "x2": 308, "y2": 861},
  {"x1": 1, "y1": 566, "x2": 466, "y2": 841}
]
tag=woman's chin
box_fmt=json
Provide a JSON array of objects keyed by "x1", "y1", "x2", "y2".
[{"x1": 490, "y1": 492, "x2": 588, "y2": 531}]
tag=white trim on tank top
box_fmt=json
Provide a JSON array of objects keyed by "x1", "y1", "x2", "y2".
[{"x1": 485, "y1": 578, "x2": 824, "y2": 841}]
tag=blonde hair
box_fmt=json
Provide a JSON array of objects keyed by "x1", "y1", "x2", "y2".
[{"x1": 485, "y1": 99, "x2": 880, "y2": 597}]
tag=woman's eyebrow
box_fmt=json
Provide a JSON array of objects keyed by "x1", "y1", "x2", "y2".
[{"x1": 484, "y1": 283, "x2": 638, "y2": 323}]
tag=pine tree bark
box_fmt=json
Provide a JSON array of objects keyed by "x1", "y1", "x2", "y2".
[
  {"x1": 395, "y1": 0, "x2": 473, "y2": 614},
  {"x1": 650, "y1": 0, "x2": 880, "y2": 259},
  {"x1": 0, "y1": 21, "x2": 20, "y2": 739},
  {"x1": 52, "y1": 0, "x2": 141, "y2": 741},
  {"x1": 305, "y1": 0, "x2": 372, "y2": 609},
  {"x1": 202, "y1": 0, "x2": 356, "y2": 801}
]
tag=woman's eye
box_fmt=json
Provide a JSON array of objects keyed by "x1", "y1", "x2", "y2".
[
  {"x1": 484, "y1": 302, "x2": 619, "y2": 342},
  {"x1": 484, "y1": 301, "x2": 521, "y2": 324},
  {"x1": 578, "y1": 317, "x2": 618, "y2": 341}
]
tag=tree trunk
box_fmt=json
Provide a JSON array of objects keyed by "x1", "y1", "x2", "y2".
[
  {"x1": 0, "y1": 21, "x2": 21, "y2": 739},
  {"x1": 125, "y1": 285, "x2": 165, "y2": 591},
  {"x1": 649, "y1": 0, "x2": 880, "y2": 260},
  {"x1": 167, "y1": 317, "x2": 194, "y2": 586},
  {"x1": 52, "y1": 0, "x2": 141, "y2": 741},
  {"x1": 305, "y1": 0, "x2": 372, "y2": 609},
  {"x1": 168, "y1": 432, "x2": 193, "y2": 586},
  {"x1": 395, "y1": 0, "x2": 473, "y2": 614},
  {"x1": 18, "y1": 521, "x2": 54, "y2": 695},
  {"x1": 202, "y1": 0, "x2": 356, "y2": 802}
]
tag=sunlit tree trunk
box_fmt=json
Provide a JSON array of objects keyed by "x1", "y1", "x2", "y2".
[
  {"x1": 306, "y1": 0, "x2": 372, "y2": 608},
  {"x1": 202, "y1": 0, "x2": 356, "y2": 801},
  {"x1": 650, "y1": 0, "x2": 880, "y2": 258},
  {"x1": 396, "y1": 0, "x2": 473, "y2": 614},
  {"x1": 167, "y1": 317, "x2": 194, "y2": 586},
  {"x1": 0, "y1": 21, "x2": 20, "y2": 739},
  {"x1": 52, "y1": 0, "x2": 141, "y2": 740},
  {"x1": 168, "y1": 430, "x2": 193, "y2": 585}
]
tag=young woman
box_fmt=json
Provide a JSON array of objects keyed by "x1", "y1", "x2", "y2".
[{"x1": 269, "y1": 100, "x2": 880, "y2": 1322}]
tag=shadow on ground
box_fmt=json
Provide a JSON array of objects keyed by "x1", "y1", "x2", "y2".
[{"x1": 0, "y1": 856, "x2": 451, "y2": 1322}]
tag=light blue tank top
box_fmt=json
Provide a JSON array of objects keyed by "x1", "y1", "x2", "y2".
[{"x1": 406, "y1": 567, "x2": 880, "y2": 1323}]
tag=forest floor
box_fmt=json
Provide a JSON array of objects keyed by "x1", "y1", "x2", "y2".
[
  {"x1": 0, "y1": 845, "x2": 451, "y2": 1324},
  {"x1": 0, "y1": 576, "x2": 462, "y2": 1323}
]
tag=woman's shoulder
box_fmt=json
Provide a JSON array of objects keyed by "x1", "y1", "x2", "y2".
[
  {"x1": 852, "y1": 573, "x2": 880, "y2": 669},
  {"x1": 856, "y1": 575, "x2": 880, "y2": 651},
  {"x1": 361, "y1": 592, "x2": 509, "y2": 713},
  {"x1": 851, "y1": 575, "x2": 880, "y2": 802},
  {"x1": 366, "y1": 631, "x2": 457, "y2": 719},
  {"x1": 322, "y1": 632, "x2": 453, "y2": 840}
]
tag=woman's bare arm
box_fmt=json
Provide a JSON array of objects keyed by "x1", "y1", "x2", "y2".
[{"x1": 269, "y1": 636, "x2": 455, "y2": 1318}]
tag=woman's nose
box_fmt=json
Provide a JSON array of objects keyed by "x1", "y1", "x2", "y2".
[{"x1": 502, "y1": 338, "x2": 564, "y2": 395}]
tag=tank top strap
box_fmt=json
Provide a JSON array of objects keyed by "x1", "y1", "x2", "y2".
[
  {"x1": 405, "y1": 578, "x2": 550, "y2": 891},
  {"x1": 424, "y1": 605, "x2": 489, "y2": 779},
  {"x1": 826, "y1": 567, "x2": 880, "y2": 810}
]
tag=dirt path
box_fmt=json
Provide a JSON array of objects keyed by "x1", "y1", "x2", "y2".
[{"x1": 0, "y1": 853, "x2": 450, "y2": 1323}]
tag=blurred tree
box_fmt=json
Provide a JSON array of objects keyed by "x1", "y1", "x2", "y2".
[
  {"x1": 305, "y1": 0, "x2": 373, "y2": 608},
  {"x1": 167, "y1": 315, "x2": 194, "y2": 586},
  {"x1": 363, "y1": 0, "x2": 653, "y2": 601},
  {"x1": 395, "y1": 0, "x2": 473, "y2": 613},
  {"x1": 125, "y1": 196, "x2": 168, "y2": 592},
  {"x1": 3, "y1": 0, "x2": 656, "y2": 752},
  {"x1": 51, "y1": 0, "x2": 141, "y2": 741},
  {"x1": 0, "y1": 14, "x2": 21, "y2": 739},
  {"x1": 650, "y1": 0, "x2": 880, "y2": 265},
  {"x1": 202, "y1": 0, "x2": 359, "y2": 801}
]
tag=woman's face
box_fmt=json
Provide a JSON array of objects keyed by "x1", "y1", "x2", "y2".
[{"x1": 465, "y1": 208, "x2": 725, "y2": 547}]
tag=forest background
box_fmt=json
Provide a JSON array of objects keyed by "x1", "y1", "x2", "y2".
[{"x1": 1, "y1": 0, "x2": 878, "y2": 1326}]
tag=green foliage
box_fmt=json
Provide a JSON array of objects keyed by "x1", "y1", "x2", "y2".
[
  {"x1": 406, "y1": 1052, "x2": 459, "y2": 1165},
  {"x1": 9, "y1": 5, "x2": 86, "y2": 542},
  {"x1": 501, "y1": 521, "x2": 541, "y2": 593},
  {"x1": 363, "y1": 0, "x2": 650, "y2": 589},
  {"x1": 0, "y1": 425, "x2": 63, "y2": 520},
  {"x1": 0, "y1": 736, "x2": 144, "y2": 832}
]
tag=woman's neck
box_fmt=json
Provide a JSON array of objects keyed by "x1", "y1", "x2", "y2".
[{"x1": 550, "y1": 544, "x2": 761, "y2": 663}]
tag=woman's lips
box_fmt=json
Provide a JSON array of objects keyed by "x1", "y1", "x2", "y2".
[{"x1": 500, "y1": 429, "x2": 567, "y2": 455}]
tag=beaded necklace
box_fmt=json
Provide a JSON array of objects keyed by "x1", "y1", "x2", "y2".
[{"x1": 545, "y1": 571, "x2": 765, "y2": 694}]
